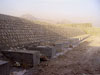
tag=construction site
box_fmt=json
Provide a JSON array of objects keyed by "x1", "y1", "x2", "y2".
[
  {"x1": 0, "y1": 0, "x2": 100, "y2": 75},
  {"x1": 0, "y1": 13, "x2": 100, "y2": 75}
]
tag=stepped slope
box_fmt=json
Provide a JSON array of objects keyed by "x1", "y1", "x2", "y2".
[{"x1": 0, "y1": 14, "x2": 85, "y2": 49}]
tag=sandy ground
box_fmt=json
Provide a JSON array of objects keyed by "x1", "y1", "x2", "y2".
[{"x1": 24, "y1": 36, "x2": 100, "y2": 75}]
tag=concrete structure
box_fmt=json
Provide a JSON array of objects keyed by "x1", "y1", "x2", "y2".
[
  {"x1": 1, "y1": 50, "x2": 40, "y2": 67},
  {"x1": 0, "y1": 14, "x2": 86, "y2": 50},
  {"x1": 28, "y1": 46, "x2": 56, "y2": 58},
  {"x1": 0, "y1": 60, "x2": 10, "y2": 75},
  {"x1": 0, "y1": 14, "x2": 62, "y2": 50}
]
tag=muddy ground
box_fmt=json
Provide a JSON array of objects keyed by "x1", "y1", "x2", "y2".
[{"x1": 24, "y1": 36, "x2": 100, "y2": 75}]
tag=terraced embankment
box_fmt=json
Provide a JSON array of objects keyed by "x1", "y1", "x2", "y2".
[
  {"x1": 0, "y1": 14, "x2": 85, "y2": 50},
  {"x1": 0, "y1": 14, "x2": 93, "y2": 75}
]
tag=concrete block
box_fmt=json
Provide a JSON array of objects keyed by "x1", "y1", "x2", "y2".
[
  {"x1": 0, "y1": 60, "x2": 10, "y2": 75},
  {"x1": 28, "y1": 46, "x2": 56, "y2": 58},
  {"x1": 69, "y1": 38, "x2": 80, "y2": 45},
  {"x1": 54, "y1": 44, "x2": 63, "y2": 53},
  {"x1": 1, "y1": 50, "x2": 40, "y2": 67}
]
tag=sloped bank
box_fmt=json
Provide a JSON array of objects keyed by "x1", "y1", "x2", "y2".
[{"x1": 0, "y1": 14, "x2": 88, "y2": 75}]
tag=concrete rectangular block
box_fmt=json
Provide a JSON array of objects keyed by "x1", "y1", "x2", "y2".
[
  {"x1": 28, "y1": 46, "x2": 56, "y2": 59},
  {"x1": 1, "y1": 50, "x2": 40, "y2": 67},
  {"x1": 68, "y1": 38, "x2": 80, "y2": 45},
  {"x1": 54, "y1": 44, "x2": 63, "y2": 53},
  {"x1": 0, "y1": 60, "x2": 10, "y2": 75}
]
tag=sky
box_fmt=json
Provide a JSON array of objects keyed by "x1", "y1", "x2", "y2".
[{"x1": 0, "y1": 0, "x2": 100, "y2": 27}]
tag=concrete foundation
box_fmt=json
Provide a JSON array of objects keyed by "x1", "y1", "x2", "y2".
[
  {"x1": 1, "y1": 50, "x2": 40, "y2": 67},
  {"x1": 28, "y1": 46, "x2": 56, "y2": 58},
  {"x1": 0, "y1": 60, "x2": 10, "y2": 75}
]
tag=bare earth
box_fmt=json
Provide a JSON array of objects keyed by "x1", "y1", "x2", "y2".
[{"x1": 25, "y1": 36, "x2": 100, "y2": 75}]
